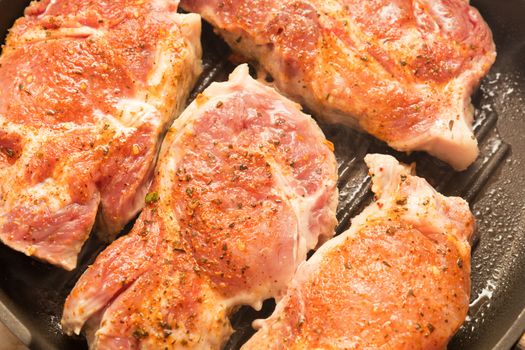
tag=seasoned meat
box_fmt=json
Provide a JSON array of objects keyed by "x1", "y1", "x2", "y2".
[
  {"x1": 61, "y1": 65, "x2": 338, "y2": 349},
  {"x1": 244, "y1": 154, "x2": 474, "y2": 349},
  {"x1": 0, "y1": 0, "x2": 202, "y2": 269},
  {"x1": 181, "y1": 0, "x2": 496, "y2": 170}
]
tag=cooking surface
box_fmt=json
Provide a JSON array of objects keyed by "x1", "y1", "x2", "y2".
[{"x1": 1, "y1": 0, "x2": 525, "y2": 349}]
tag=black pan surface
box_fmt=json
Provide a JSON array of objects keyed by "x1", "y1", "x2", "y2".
[{"x1": 0, "y1": 1, "x2": 524, "y2": 349}]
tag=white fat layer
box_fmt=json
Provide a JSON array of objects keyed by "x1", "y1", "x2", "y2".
[
  {"x1": 389, "y1": 78, "x2": 479, "y2": 170},
  {"x1": 19, "y1": 178, "x2": 70, "y2": 211},
  {"x1": 265, "y1": 157, "x2": 325, "y2": 263},
  {"x1": 101, "y1": 99, "x2": 160, "y2": 131},
  {"x1": 0, "y1": 127, "x2": 74, "y2": 214},
  {"x1": 151, "y1": 0, "x2": 174, "y2": 11},
  {"x1": 148, "y1": 46, "x2": 175, "y2": 88},
  {"x1": 378, "y1": 3, "x2": 403, "y2": 25},
  {"x1": 13, "y1": 26, "x2": 102, "y2": 46},
  {"x1": 147, "y1": 12, "x2": 202, "y2": 108},
  {"x1": 42, "y1": 0, "x2": 58, "y2": 16}
]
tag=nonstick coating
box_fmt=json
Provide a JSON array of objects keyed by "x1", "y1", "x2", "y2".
[{"x1": 0, "y1": 1, "x2": 524, "y2": 349}]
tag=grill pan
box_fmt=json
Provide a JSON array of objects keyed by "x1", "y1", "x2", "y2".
[{"x1": 1, "y1": 0, "x2": 524, "y2": 349}]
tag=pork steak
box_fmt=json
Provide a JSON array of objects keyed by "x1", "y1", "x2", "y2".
[
  {"x1": 61, "y1": 64, "x2": 338, "y2": 349},
  {"x1": 180, "y1": 0, "x2": 496, "y2": 170},
  {"x1": 244, "y1": 154, "x2": 475, "y2": 349},
  {"x1": 0, "y1": 0, "x2": 202, "y2": 269}
]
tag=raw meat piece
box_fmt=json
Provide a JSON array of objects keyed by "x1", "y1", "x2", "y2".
[
  {"x1": 244, "y1": 154, "x2": 475, "y2": 349},
  {"x1": 180, "y1": 0, "x2": 496, "y2": 170},
  {"x1": 61, "y1": 65, "x2": 338, "y2": 349},
  {"x1": 0, "y1": 0, "x2": 202, "y2": 269}
]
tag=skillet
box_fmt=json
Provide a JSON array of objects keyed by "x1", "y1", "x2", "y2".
[{"x1": 0, "y1": 0, "x2": 524, "y2": 349}]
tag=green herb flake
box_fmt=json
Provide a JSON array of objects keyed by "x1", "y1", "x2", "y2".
[
  {"x1": 145, "y1": 191, "x2": 160, "y2": 204},
  {"x1": 132, "y1": 328, "x2": 149, "y2": 339}
]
